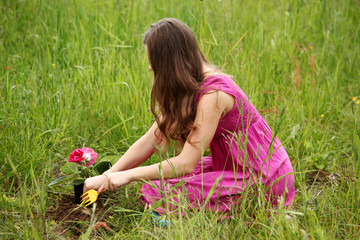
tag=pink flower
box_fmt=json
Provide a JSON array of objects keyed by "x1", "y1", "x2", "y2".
[
  {"x1": 81, "y1": 147, "x2": 98, "y2": 166},
  {"x1": 68, "y1": 147, "x2": 97, "y2": 167}
]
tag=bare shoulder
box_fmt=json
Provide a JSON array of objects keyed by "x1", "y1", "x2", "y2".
[{"x1": 198, "y1": 90, "x2": 235, "y2": 115}]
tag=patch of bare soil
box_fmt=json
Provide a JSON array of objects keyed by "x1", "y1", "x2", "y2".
[
  {"x1": 47, "y1": 193, "x2": 111, "y2": 237},
  {"x1": 306, "y1": 170, "x2": 340, "y2": 187}
]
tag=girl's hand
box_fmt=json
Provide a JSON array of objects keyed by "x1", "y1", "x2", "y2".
[
  {"x1": 83, "y1": 174, "x2": 107, "y2": 193},
  {"x1": 99, "y1": 171, "x2": 132, "y2": 192}
]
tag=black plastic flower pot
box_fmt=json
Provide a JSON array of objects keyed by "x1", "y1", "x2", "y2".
[{"x1": 73, "y1": 182, "x2": 84, "y2": 204}]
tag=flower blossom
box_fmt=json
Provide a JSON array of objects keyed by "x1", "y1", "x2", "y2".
[{"x1": 68, "y1": 147, "x2": 97, "y2": 167}]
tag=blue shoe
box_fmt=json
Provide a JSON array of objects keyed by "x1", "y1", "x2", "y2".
[{"x1": 150, "y1": 211, "x2": 172, "y2": 228}]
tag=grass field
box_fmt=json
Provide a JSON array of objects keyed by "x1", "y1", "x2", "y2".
[{"x1": 1, "y1": 0, "x2": 359, "y2": 239}]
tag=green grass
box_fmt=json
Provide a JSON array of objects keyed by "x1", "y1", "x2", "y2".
[{"x1": 1, "y1": 0, "x2": 359, "y2": 239}]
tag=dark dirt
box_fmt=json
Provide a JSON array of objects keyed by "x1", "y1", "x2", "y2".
[
  {"x1": 46, "y1": 182, "x2": 145, "y2": 238},
  {"x1": 306, "y1": 169, "x2": 340, "y2": 187},
  {"x1": 47, "y1": 193, "x2": 111, "y2": 237}
]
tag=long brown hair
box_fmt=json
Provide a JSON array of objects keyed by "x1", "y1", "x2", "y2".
[{"x1": 143, "y1": 18, "x2": 208, "y2": 149}]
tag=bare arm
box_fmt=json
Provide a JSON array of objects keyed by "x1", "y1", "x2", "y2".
[
  {"x1": 83, "y1": 121, "x2": 163, "y2": 192},
  {"x1": 106, "y1": 122, "x2": 163, "y2": 173},
  {"x1": 100, "y1": 91, "x2": 234, "y2": 191}
]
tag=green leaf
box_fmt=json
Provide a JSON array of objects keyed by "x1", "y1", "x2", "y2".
[
  {"x1": 100, "y1": 155, "x2": 121, "y2": 165},
  {"x1": 48, "y1": 173, "x2": 80, "y2": 187},
  {"x1": 71, "y1": 178, "x2": 85, "y2": 186},
  {"x1": 60, "y1": 162, "x2": 79, "y2": 174},
  {"x1": 94, "y1": 161, "x2": 112, "y2": 175},
  {"x1": 48, "y1": 176, "x2": 68, "y2": 187}
]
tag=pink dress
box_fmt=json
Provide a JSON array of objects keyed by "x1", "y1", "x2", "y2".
[{"x1": 141, "y1": 75, "x2": 295, "y2": 213}]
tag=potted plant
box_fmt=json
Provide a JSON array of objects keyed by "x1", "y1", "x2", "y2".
[{"x1": 48, "y1": 147, "x2": 115, "y2": 204}]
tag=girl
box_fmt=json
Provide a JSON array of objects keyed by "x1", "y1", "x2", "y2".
[{"x1": 84, "y1": 18, "x2": 295, "y2": 215}]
